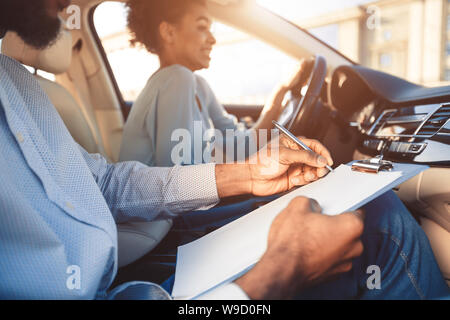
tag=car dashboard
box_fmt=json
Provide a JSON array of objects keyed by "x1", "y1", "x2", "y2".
[
  {"x1": 322, "y1": 64, "x2": 450, "y2": 248},
  {"x1": 357, "y1": 102, "x2": 450, "y2": 166},
  {"x1": 329, "y1": 65, "x2": 450, "y2": 168}
]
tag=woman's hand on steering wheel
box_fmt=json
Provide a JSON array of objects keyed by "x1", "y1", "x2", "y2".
[
  {"x1": 281, "y1": 59, "x2": 312, "y2": 92},
  {"x1": 254, "y1": 57, "x2": 321, "y2": 132},
  {"x1": 275, "y1": 55, "x2": 327, "y2": 134},
  {"x1": 282, "y1": 60, "x2": 305, "y2": 92}
]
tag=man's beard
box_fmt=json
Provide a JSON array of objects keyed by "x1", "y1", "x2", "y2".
[{"x1": 0, "y1": 0, "x2": 62, "y2": 49}]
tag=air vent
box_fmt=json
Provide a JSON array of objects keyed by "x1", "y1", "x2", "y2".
[
  {"x1": 415, "y1": 104, "x2": 450, "y2": 137},
  {"x1": 370, "y1": 110, "x2": 396, "y2": 135}
]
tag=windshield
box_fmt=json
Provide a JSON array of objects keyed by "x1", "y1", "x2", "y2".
[{"x1": 258, "y1": 0, "x2": 450, "y2": 87}]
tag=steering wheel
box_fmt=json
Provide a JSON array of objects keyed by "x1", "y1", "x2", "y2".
[{"x1": 277, "y1": 55, "x2": 327, "y2": 134}]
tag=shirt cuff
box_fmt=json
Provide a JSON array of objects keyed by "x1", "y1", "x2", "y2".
[
  {"x1": 195, "y1": 283, "x2": 250, "y2": 300},
  {"x1": 176, "y1": 163, "x2": 220, "y2": 211}
]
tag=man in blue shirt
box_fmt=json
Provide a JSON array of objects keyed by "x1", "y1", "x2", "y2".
[{"x1": 0, "y1": 0, "x2": 448, "y2": 300}]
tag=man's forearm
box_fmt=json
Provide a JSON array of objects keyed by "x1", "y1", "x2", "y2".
[
  {"x1": 215, "y1": 163, "x2": 252, "y2": 198},
  {"x1": 252, "y1": 85, "x2": 288, "y2": 131},
  {"x1": 235, "y1": 250, "x2": 302, "y2": 300}
]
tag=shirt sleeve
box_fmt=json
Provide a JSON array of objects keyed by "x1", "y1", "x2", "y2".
[
  {"x1": 78, "y1": 145, "x2": 220, "y2": 223},
  {"x1": 195, "y1": 283, "x2": 250, "y2": 300},
  {"x1": 196, "y1": 76, "x2": 255, "y2": 162},
  {"x1": 197, "y1": 76, "x2": 247, "y2": 134},
  {"x1": 150, "y1": 67, "x2": 199, "y2": 166}
]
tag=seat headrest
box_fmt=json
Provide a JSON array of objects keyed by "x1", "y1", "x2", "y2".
[{"x1": 1, "y1": 26, "x2": 72, "y2": 75}]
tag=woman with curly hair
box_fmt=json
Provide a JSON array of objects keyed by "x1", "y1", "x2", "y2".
[{"x1": 119, "y1": 0, "x2": 306, "y2": 166}]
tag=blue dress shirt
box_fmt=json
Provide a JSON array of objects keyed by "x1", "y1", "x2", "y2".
[{"x1": 0, "y1": 54, "x2": 240, "y2": 299}]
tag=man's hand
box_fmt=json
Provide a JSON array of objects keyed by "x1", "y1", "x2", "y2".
[
  {"x1": 235, "y1": 197, "x2": 365, "y2": 300},
  {"x1": 215, "y1": 136, "x2": 333, "y2": 198},
  {"x1": 248, "y1": 135, "x2": 333, "y2": 197}
]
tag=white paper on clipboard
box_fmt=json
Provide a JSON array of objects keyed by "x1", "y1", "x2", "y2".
[{"x1": 172, "y1": 162, "x2": 428, "y2": 299}]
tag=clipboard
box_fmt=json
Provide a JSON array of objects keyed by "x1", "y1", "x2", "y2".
[
  {"x1": 172, "y1": 162, "x2": 429, "y2": 299},
  {"x1": 352, "y1": 155, "x2": 394, "y2": 174}
]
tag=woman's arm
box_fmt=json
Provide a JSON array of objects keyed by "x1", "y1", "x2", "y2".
[
  {"x1": 251, "y1": 59, "x2": 309, "y2": 131},
  {"x1": 150, "y1": 67, "x2": 198, "y2": 166},
  {"x1": 250, "y1": 83, "x2": 289, "y2": 131},
  {"x1": 206, "y1": 60, "x2": 308, "y2": 135}
]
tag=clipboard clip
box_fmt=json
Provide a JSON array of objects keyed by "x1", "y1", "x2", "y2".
[{"x1": 352, "y1": 155, "x2": 394, "y2": 174}]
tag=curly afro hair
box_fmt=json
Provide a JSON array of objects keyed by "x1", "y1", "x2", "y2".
[{"x1": 126, "y1": 0, "x2": 207, "y2": 54}]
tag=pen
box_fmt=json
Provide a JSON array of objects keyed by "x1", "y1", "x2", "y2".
[{"x1": 272, "y1": 120, "x2": 334, "y2": 172}]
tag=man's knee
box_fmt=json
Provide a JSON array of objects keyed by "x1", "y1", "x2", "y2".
[{"x1": 362, "y1": 191, "x2": 420, "y2": 237}]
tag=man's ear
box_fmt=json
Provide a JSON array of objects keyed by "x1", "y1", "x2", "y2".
[{"x1": 159, "y1": 21, "x2": 176, "y2": 45}]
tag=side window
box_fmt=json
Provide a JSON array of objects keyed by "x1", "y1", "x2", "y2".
[
  {"x1": 93, "y1": 1, "x2": 298, "y2": 106},
  {"x1": 197, "y1": 23, "x2": 298, "y2": 106},
  {"x1": 94, "y1": 2, "x2": 159, "y2": 102}
]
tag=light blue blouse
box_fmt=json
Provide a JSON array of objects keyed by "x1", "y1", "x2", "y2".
[{"x1": 119, "y1": 65, "x2": 248, "y2": 166}]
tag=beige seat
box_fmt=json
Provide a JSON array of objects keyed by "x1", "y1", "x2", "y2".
[
  {"x1": 421, "y1": 218, "x2": 450, "y2": 287},
  {"x1": 1, "y1": 29, "x2": 172, "y2": 268}
]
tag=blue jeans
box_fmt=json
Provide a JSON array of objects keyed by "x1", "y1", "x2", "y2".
[
  {"x1": 295, "y1": 191, "x2": 450, "y2": 299},
  {"x1": 111, "y1": 191, "x2": 450, "y2": 299},
  {"x1": 173, "y1": 195, "x2": 280, "y2": 231}
]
